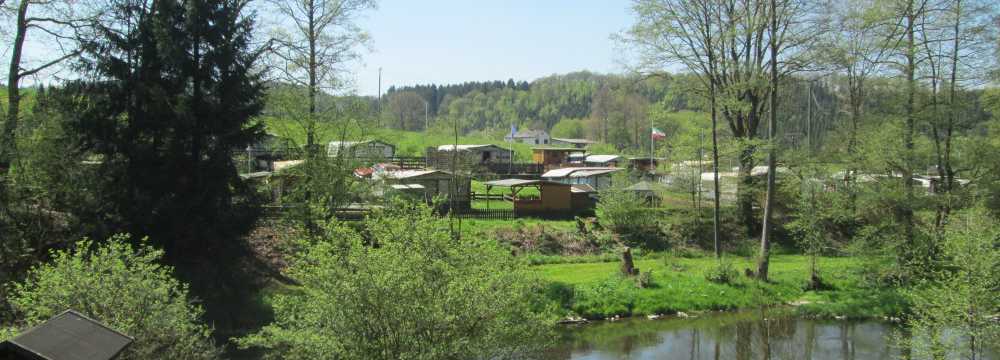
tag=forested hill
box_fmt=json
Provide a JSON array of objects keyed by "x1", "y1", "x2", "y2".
[{"x1": 380, "y1": 71, "x2": 689, "y2": 145}]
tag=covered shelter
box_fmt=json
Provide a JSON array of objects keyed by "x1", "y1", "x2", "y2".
[
  {"x1": 482, "y1": 179, "x2": 576, "y2": 215},
  {"x1": 0, "y1": 310, "x2": 133, "y2": 360},
  {"x1": 551, "y1": 137, "x2": 597, "y2": 149},
  {"x1": 542, "y1": 167, "x2": 623, "y2": 190},
  {"x1": 375, "y1": 169, "x2": 471, "y2": 209},
  {"x1": 624, "y1": 181, "x2": 669, "y2": 206},
  {"x1": 531, "y1": 147, "x2": 580, "y2": 168}
]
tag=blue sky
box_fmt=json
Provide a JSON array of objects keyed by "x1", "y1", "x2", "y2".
[{"x1": 347, "y1": 0, "x2": 635, "y2": 96}]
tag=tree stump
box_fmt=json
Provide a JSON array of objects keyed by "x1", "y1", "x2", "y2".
[{"x1": 621, "y1": 246, "x2": 638, "y2": 276}]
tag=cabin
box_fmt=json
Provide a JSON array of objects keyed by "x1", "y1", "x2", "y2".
[
  {"x1": 1, "y1": 310, "x2": 133, "y2": 360},
  {"x1": 584, "y1": 154, "x2": 622, "y2": 167},
  {"x1": 628, "y1": 157, "x2": 664, "y2": 173},
  {"x1": 532, "y1": 147, "x2": 580, "y2": 168},
  {"x1": 542, "y1": 167, "x2": 623, "y2": 190},
  {"x1": 551, "y1": 137, "x2": 597, "y2": 149},
  {"x1": 327, "y1": 140, "x2": 395, "y2": 159},
  {"x1": 505, "y1": 128, "x2": 550, "y2": 145},
  {"x1": 434, "y1": 144, "x2": 512, "y2": 163},
  {"x1": 375, "y1": 169, "x2": 471, "y2": 209},
  {"x1": 482, "y1": 179, "x2": 595, "y2": 216}
]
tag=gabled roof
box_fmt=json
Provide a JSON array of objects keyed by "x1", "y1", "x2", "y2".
[
  {"x1": 1, "y1": 310, "x2": 133, "y2": 360},
  {"x1": 542, "y1": 167, "x2": 622, "y2": 178},
  {"x1": 585, "y1": 155, "x2": 621, "y2": 163},
  {"x1": 551, "y1": 137, "x2": 597, "y2": 144},
  {"x1": 436, "y1": 144, "x2": 506, "y2": 151}
]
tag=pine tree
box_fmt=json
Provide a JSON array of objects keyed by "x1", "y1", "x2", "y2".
[{"x1": 71, "y1": 0, "x2": 264, "y2": 256}]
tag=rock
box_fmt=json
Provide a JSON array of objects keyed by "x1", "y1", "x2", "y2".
[
  {"x1": 834, "y1": 315, "x2": 846, "y2": 320},
  {"x1": 677, "y1": 312, "x2": 690, "y2": 318},
  {"x1": 647, "y1": 314, "x2": 661, "y2": 320}
]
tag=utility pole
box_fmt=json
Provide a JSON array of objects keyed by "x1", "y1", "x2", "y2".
[
  {"x1": 424, "y1": 100, "x2": 429, "y2": 131},
  {"x1": 377, "y1": 67, "x2": 382, "y2": 127}
]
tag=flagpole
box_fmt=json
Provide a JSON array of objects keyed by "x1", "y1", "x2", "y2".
[{"x1": 650, "y1": 115, "x2": 654, "y2": 176}]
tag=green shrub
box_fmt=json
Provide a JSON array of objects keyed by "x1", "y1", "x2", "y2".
[
  {"x1": 6, "y1": 235, "x2": 219, "y2": 360},
  {"x1": 237, "y1": 203, "x2": 555, "y2": 359},
  {"x1": 571, "y1": 276, "x2": 638, "y2": 318},
  {"x1": 596, "y1": 189, "x2": 664, "y2": 249},
  {"x1": 704, "y1": 259, "x2": 740, "y2": 284}
]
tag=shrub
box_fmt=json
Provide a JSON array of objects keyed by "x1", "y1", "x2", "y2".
[
  {"x1": 6, "y1": 235, "x2": 219, "y2": 360},
  {"x1": 704, "y1": 259, "x2": 740, "y2": 284},
  {"x1": 596, "y1": 189, "x2": 664, "y2": 249},
  {"x1": 237, "y1": 203, "x2": 555, "y2": 359}
]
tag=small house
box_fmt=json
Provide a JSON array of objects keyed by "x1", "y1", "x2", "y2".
[
  {"x1": 551, "y1": 137, "x2": 596, "y2": 149},
  {"x1": 1, "y1": 310, "x2": 133, "y2": 360},
  {"x1": 327, "y1": 140, "x2": 396, "y2": 159},
  {"x1": 505, "y1": 128, "x2": 550, "y2": 145},
  {"x1": 532, "y1": 147, "x2": 580, "y2": 168},
  {"x1": 375, "y1": 169, "x2": 471, "y2": 209},
  {"x1": 434, "y1": 144, "x2": 512, "y2": 164},
  {"x1": 483, "y1": 179, "x2": 587, "y2": 216},
  {"x1": 584, "y1": 154, "x2": 622, "y2": 167},
  {"x1": 542, "y1": 167, "x2": 623, "y2": 190}
]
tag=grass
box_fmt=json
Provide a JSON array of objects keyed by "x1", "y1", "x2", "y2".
[{"x1": 531, "y1": 254, "x2": 905, "y2": 320}]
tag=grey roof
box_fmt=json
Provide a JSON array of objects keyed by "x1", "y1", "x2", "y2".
[
  {"x1": 551, "y1": 137, "x2": 597, "y2": 144},
  {"x1": 2, "y1": 310, "x2": 133, "y2": 360},
  {"x1": 482, "y1": 179, "x2": 568, "y2": 187},
  {"x1": 507, "y1": 129, "x2": 548, "y2": 138},
  {"x1": 625, "y1": 181, "x2": 668, "y2": 192},
  {"x1": 436, "y1": 144, "x2": 506, "y2": 152},
  {"x1": 542, "y1": 167, "x2": 622, "y2": 178},
  {"x1": 584, "y1": 155, "x2": 622, "y2": 163}
]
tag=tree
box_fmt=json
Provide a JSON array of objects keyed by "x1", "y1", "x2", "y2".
[
  {"x1": 757, "y1": 0, "x2": 782, "y2": 281},
  {"x1": 624, "y1": 0, "x2": 817, "y2": 238},
  {"x1": 262, "y1": 0, "x2": 376, "y2": 156},
  {"x1": 237, "y1": 203, "x2": 554, "y2": 360},
  {"x1": 69, "y1": 0, "x2": 264, "y2": 256},
  {"x1": 386, "y1": 90, "x2": 427, "y2": 131},
  {"x1": 6, "y1": 235, "x2": 219, "y2": 359},
  {"x1": 1, "y1": 0, "x2": 95, "y2": 173}
]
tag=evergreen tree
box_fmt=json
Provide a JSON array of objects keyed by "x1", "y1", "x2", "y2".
[{"x1": 69, "y1": 0, "x2": 264, "y2": 256}]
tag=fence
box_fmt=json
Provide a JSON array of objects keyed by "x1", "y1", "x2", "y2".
[{"x1": 451, "y1": 208, "x2": 515, "y2": 220}]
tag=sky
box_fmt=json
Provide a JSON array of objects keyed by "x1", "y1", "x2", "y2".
[{"x1": 346, "y1": 0, "x2": 635, "y2": 96}]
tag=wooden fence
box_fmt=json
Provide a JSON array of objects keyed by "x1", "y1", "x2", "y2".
[{"x1": 451, "y1": 208, "x2": 515, "y2": 220}]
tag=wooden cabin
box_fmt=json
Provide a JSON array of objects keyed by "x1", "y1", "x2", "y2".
[
  {"x1": 531, "y1": 147, "x2": 580, "y2": 168},
  {"x1": 375, "y1": 169, "x2": 471, "y2": 209},
  {"x1": 482, "y1": 179, "x2": 577, "y2": 215}
]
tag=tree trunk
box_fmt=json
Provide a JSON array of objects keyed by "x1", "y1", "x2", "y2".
[
  {"x1": 757, "y1": 0, "x2": 779, "y2": 282},
  {"x1": 902, "y1": 0, "x2": 917, "y2": 251},
  {"x1": 620, "y1": 246, "x2": 637, "y2": 276},
  {"x1": 710, "y1": 81, "x2": 722, "y2": 259},
  {"x1": 1, "y1": 0, "x2": 29, "y2": 172}
]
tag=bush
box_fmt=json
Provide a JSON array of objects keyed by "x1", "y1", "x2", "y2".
[
  {"x1": 6, "y1": 235, "x2": 219, "y2": 360},
  {"x1": 704, "y1": 259, "x2": 740, "y2": 284},
  {"x1": 237, "y1": 203, "x2": 555, "y2": 359},
  {"x1": 596, "y1": 189, "x2": 664, "y2": 249}
]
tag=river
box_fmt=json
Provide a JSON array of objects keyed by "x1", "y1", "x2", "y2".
[{"x1": 542, "y1": 309, "x2": 997, "y2": 360}]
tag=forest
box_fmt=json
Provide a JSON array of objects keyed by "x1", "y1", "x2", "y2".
[{"x1": 1, "y1": 0, "x2": 999, "y2": 359}]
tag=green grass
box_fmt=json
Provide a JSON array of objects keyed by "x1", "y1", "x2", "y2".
[{"x1": 531, "y1": 254, "x2": 904, "y2": 320}]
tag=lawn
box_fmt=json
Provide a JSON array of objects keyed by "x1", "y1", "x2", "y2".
[{"x1": 530, "y1": 254, "x2": 906, "y2": 320}]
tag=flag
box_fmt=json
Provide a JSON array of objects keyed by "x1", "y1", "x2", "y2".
[{"x1": 651, "y1": 127, "x2": 666, "y2": 140}]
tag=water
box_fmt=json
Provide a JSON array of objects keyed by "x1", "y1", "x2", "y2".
[{"x1": 543, "y1": 309, "x2": 997, "y2": 360}]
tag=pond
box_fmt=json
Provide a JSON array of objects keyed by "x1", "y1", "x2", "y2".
[{"x1": 542, "y1": 309, "x2": 998, "y2": 360}]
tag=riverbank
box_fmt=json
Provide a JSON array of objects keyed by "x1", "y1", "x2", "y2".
[{"x1": 531, "y1": 254, "x2": 908, "y2": 320}]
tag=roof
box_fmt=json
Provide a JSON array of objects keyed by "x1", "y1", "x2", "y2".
[
  {"x1": 390, "y1": 184, "x2": 426, "y2": 190},
  {"x1": 585, "y1": 155, "x2": 621, "y2": 163},
  {"x1": 542, "y1": 167, "x2": 622, "y2": 178},
  {"x1": 239, "y1": 171, "x2": 271, "y2": 180},
  {"x1": 507, "y1": 129, "x2": 548, "y2": 138},
  {"x1": 2, "y1": 310, "x2": 133, "y2": 360},
  {"x1": 328, "y1": 139, "x2": 394, "y2": 148},
  {"x1": 436, "y1": 144, "x2": 505, "y2": 151},
  {"x1": 552, "y1": 137, "x2": 597, "y2": 145},
  {"x1": 272, "y1": 160, "x2": 304, "y2": 172},
  {"x1": 627, "y1": 156, "x2": 666, "y2": 161},
  {"x1": 570, "y1": 184, "x2": 597, "y2": 193},
  {"x1": 376, "y1": 169, "x2": 452, "y2": 180},
  {"x1": 482, "y1": 179, "x2": 569, "y2": 187},
  {"x1": 531, "y1": 147, "x2": 580, "y2": 152},
  {"x1": 625, "y1": 181, "x2": 668, "y2": 192}
]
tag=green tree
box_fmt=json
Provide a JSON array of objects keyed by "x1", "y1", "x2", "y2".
[
  {"x1": 237, "y1": 203, "x2": 554, "y2": 359},
  {"x1": 69, "y1": 0, "x2": 264, "y2": 255},
  {"x1": 551, "y1": 117, "x2": 585, "y2": 138},
  {"x1": 902, "y1": 209, "x2": 1000, "y2": 360},
  {"x1": 6, "y1": 235, "x2": 219, "y2": 359}
]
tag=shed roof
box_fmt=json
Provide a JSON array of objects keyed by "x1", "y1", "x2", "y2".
[
  {"x1": 482, "y1": 179, "x2": 569, "y2": 187},
  {"x1": 542, "y1": 167, "x2": 622, "y2": 178},
  {"x1": 1, "y1": 310, "x2": 133, "y2": 360},
  {"x1": 585, "y1": 155, "x2": 621, "y2": 163},
  {"x1": 552, "y1": 137, "x2": 597, "y2": 145},
  {"x1": 436, "y1": 144, "x2": 505, "y2": 151}
]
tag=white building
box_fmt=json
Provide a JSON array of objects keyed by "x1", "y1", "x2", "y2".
[
  {"x1": 542, "y1": 167, "x2": 623, "y2": 190},
  {"x1": 505, "y1": 129, "x2": 550, "y2": 145}
]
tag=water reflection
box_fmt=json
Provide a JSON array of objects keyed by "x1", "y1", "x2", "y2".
[{"x1": 543, "y1": 310, "x2": 996, "y2": 360}]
